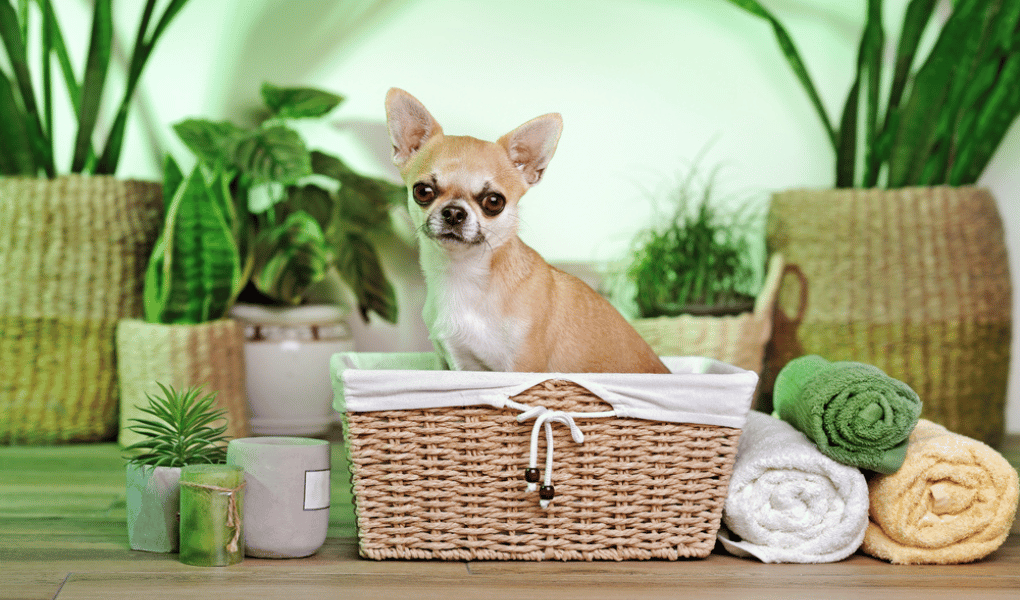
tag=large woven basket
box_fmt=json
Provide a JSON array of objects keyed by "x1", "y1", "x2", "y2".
[
  {"x1": 632, "y1": 253, "x2": 784, "y2": 377},
  {"x1": 333, "y1": 353, "x2": 757, "y2": 561},
  {"x1": 116, "y1": 319, "x2": 252, "y2": 448},
  {"x1": 0, "y1": 176, "x2": 162, "y2": 443},
  {"x1": 767, "y1": 187, "x2": 1011, "y2": 447}
]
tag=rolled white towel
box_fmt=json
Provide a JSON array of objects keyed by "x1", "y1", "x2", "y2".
[{"x1": 718, "y1": 410, "x2": 869, "y2": 563}]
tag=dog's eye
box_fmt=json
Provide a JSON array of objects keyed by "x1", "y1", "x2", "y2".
[
  {"x1": 412, "y1": 183, "x2": 436, "y2": 206},
  {"x1": 480, "y1": 193, "x2": 506, "y2": 216}
]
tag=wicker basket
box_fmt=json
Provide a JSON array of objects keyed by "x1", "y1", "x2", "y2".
[
  {"x1": 333, "y1": 353, "x2": 757, "y2": 561},
  {"x1": 766, "y1": 187, "x2": 1011, "y2": 447},
  {"x1": 632, "y1": 254, "x2": 784, "y2": 377},
  {"x1": 0, "y1": 176, "x2": 162, "y2": 443},
  {"x1": 116, "y1": 319, "x2": 252, "y2": 448}
]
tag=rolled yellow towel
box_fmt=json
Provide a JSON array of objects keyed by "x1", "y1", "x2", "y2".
[{"x1": 862, "y1": 419, "x2": 1019, "y2": 565}]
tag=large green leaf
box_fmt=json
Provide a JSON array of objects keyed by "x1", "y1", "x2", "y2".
[
  {"x1": 887, "y1": 0, "x2": 1000, "y2": 186},
  {"x1": 0, "y1": 0, "x2": 52, "y2": 175},
  {"x1": 144, "y1": 159, "x2": 244, "y2": 324},
  {"x1": 311, "y1": 150, "x2": 404, "y2": 230},
  {"x1": 232, "y1": 124, "x2": 311, "y2": 185},
  {"x1": 723, "y1": 0, "x2": 837, "y2": 149},
  {"x1": 69, "y1": 0, "x2": 111, "y2": 173},
  {"x1": 261, "y1": 83, "x2": 343, "y2": 119},
  {"x1": 334, "y1": 231, "x2": 398, "y2": 323},
  {"x1": 174, "y1": 118, "x2": 246, "y2": 166},
  {"x1": 251, "y1": 211, "x2": 332, "y2": 305},
  {"x1": 0, "y1": 67, "x2": 33, "y2": 174}
]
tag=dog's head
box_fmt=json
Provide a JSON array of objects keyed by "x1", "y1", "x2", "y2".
[{"x1": 385, "y1": 88, "x2": 562, "y2": 251}]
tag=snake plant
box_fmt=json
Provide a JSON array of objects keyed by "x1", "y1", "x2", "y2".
[
  {"x1": 727, "y1": 0, "x2": 1020, "y2": 188},
  {"x1": 143, "y1": 156, "x2": 248, "y2": 324},
  {"x1": 0, "y1": 0, "x2": 189, "y2": 176},
  {"x1": 123, "y1": 383, "x2": 230, "y2": 468}
]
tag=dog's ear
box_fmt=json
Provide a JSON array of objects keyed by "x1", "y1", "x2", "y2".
[
  {"x1": 385, "y1": 88, "x2": 443, "y2": 169},
  {"x1": 498, "y1": 113, "x2": 562, "y2": 186}
]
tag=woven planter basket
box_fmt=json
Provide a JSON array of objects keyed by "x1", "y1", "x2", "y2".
[
  {"x1": 335, "y1": 354, "x2": 756, "y2": 561},
  {"x1": 116, "y1": 319, "x2": 251, "y2": 448},
  {"x1": 766, "y1": 187, "x2": 1011, "y2": 447},
  {"x1": 631, "y1": 254, "x2": 784, "y2": 378},
  {"x1": 0, "y1": 176, "x2": 162, "y2": 444}
]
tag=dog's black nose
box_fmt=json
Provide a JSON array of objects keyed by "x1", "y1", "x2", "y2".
[{"x1": 442, "y1": 205, "x2": 467, "y2": 226}]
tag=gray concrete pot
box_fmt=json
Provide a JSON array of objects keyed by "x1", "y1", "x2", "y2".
[{"x1": 125, "y1": 464, "x2": 181, "y2": 552}]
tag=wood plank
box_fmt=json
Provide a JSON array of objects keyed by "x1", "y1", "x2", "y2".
[
  {"x1": 0, "y1": 573, "x2": 68, "y2": 600},
  {"x1": 50, "y1": 570, "x2": 1020, "y2": 600}
]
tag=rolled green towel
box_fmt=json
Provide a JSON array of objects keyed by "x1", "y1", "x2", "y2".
[{"x1": 773, "y1": 355, "x2": 922, "y2": 474}]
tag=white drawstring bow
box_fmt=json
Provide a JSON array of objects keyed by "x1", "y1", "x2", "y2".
[{"x1": 514, "y1": 404, "x2": 614, "y2": 508}]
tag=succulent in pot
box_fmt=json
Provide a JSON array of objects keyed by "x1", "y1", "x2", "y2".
[{"x1": 122, "y1": 384, "x2": 232, "y2": 553}]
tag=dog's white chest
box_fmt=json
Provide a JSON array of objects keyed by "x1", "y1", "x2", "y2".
[{"x1": 423, "y1": 266, "x2": 524, "y2": 372}]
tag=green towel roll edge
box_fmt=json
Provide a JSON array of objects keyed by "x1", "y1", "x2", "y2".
[{"x1": 773, "y1": 355, "x2": 922, "y2": 474}]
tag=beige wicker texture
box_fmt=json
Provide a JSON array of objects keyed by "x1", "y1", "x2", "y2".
[
  {"x1": 766, "y1": 187, "x2": 1011, "y2": 447},
  {"x1": 345, "y1": 380, "x2": 741, "y2": 561},
  {"x1": 0, "y1": 176, "x2": 162, "y2": 443},
  {"x1": 632, "y1": 254, "x2": 784, "y2": 377},
  {"x1": 117, "y1": 319, "x2": 251, "y2": 448}
]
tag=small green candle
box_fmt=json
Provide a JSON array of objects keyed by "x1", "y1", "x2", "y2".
[{"x1": 179, "y1": 464, "x2": 245, "y2": 566}]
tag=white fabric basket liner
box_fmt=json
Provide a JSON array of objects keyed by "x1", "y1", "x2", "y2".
[{"x1": 333, "y1": 353, "x2": 758, "y2": 430}]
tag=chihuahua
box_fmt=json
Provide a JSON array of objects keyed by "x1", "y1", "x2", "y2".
[{"x1": 385, "y1": 88, "x2": 669, "y2": 374}]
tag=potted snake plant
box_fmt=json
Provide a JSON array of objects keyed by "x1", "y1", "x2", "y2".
[
  {"x1": 116, "y1": 156, "x2": 252, "y2": 448},
  {"x1": 726, "y1": 0, "x2": 1019, "y2": 444},
  {"x1": 174, "y1": 83, "x2": 410, "y2": 436},
  {"x1": 0, "y1": 0, "x2": 188, "y2": 443},
  {"x1": 123, "y1": 383, "x2": 231, "y2": 553}
]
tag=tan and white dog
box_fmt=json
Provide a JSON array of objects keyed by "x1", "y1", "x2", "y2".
[{"x1": 385, "y1": 88, "x2": 669, "y2": 374}]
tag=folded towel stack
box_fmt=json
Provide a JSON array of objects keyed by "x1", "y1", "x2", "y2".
[
  {"x1": 862, "y1": 419, "x2": 1019, "y2": 565},
  {"x1": 772, "y1": 355, "x2": 922, "y2": 474},
  {"x1": 718, "y1": 411, "x2": 869, "y2": 563}
]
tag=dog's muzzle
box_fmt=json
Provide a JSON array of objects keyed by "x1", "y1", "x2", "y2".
[{"x1": 426, "y1": 201, "x2": 483, "y2": 245}]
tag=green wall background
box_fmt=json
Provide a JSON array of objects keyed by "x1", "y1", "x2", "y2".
[{"x1": 45, "y1": 0, "x2": 1020, "y2": 433}]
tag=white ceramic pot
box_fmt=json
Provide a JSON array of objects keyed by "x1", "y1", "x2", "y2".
[
  {"x1": 228, "y1": 304, "x2": 355, "y2": 436},
  {"x1": 125, "y1": 464, "x2": 182, "y2": 553},
  {"x1": 227, "y1": 436, "x2": 331, "y2": 558}
]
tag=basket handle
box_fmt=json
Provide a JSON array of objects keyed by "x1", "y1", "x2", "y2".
[
  {"x1": 777, "y1": 263, "x2": 809, "y2": 324},
  {"x1": 754, "y1": 254, "x2": 786, "y2": 316}
]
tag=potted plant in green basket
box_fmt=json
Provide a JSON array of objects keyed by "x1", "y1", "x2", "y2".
[
  {"x1": 116, "y1": 157, "x2": 252, "y2": 447},
  {"x1": 726, "y1": 0, "x2": 1018, "y2": 445},
  {"x1": 123, "y1": 383, "x2": 231, "y2": 553},
  {"x1": 624, "y1": 169, "x2": 785, "y2": 377},
  {"x1": 174, "y1": 82, "x2": 410, "y2": 436},
  {"x1": 0, "y1": 0, "x2": 188, "y2": 443}
]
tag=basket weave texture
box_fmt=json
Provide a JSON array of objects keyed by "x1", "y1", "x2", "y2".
[
  {"x1": 632, "y1": 254, "x2": 784, "y2": 377},
  {"x1": 766, "y1": 187, "x2": 1011, "y2": 446},
  {"x1": 0, "y1": 176, "x2": 162, "y2": 443},
  {"x1": 345, "y1": 380, "x2": 741, "y2": 561},
  {"x1": 116, "y1": 319, "x2": 251, "y2": 448}
]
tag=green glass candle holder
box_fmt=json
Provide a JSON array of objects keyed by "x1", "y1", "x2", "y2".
[{"x1": 179, "y1": 464, "x2": 245, "y2": 567}]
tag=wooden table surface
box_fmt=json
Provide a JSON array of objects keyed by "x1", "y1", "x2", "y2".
[{"x1": 2, "y1": 433, "x2": 1018, "y2": 600}]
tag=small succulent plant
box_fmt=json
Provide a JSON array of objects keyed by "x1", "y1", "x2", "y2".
[{"x1": 123, "y1": 383, "x2": 231, "y2": 468}]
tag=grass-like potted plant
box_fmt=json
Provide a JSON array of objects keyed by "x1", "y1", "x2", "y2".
[
  {"x1": 727, "y1": 0, "x2": 1018, "y2": 444},
  {"x1": 0, "y1": 0, "x2": 189, "y2": 443},
  {"x1": 116, "y1": 157, "x2": 252, "y2": 447},
  {"x1": 123, "y1": 383, "x2": 231, "y2": 553},
  {"x1": 624, "y1": 170, "x2": 784, "y2": 377},
  {"x1": 174, "y1": 83, "x2": 410, "y2": 436}
]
